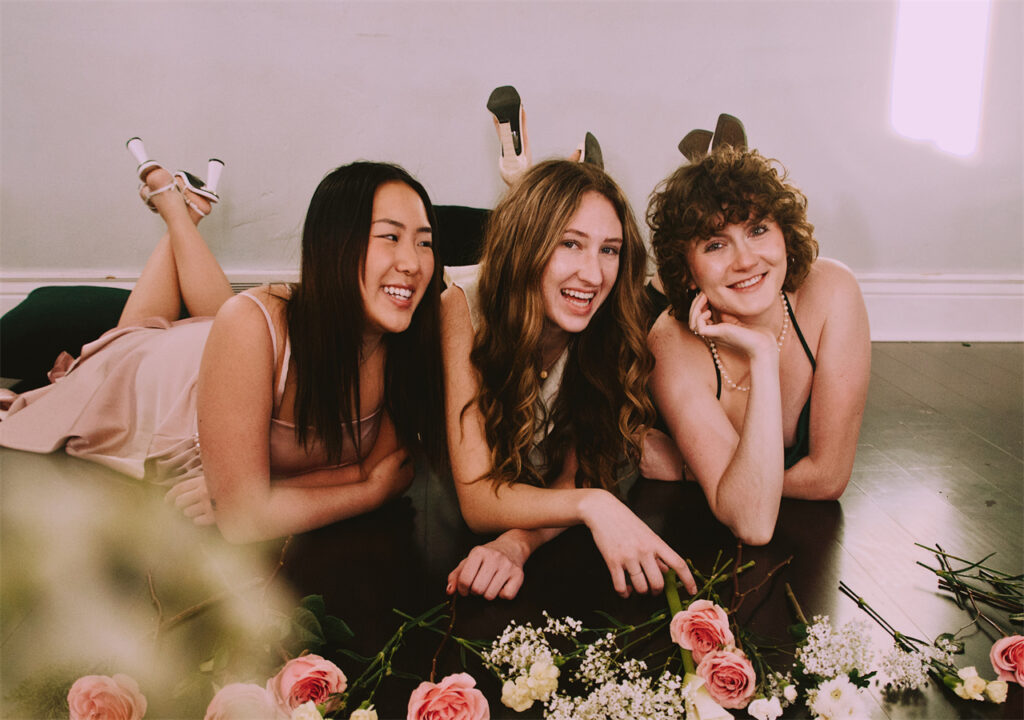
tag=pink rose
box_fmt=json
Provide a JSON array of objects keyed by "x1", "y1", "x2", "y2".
[
  {"x1": 990, "y1": 635, "x2": 1024, "y2": 686},
  {"x1": 68, "y1": 674, "x2": 147, "y2": 720},
  {"x1": 407, "y1": 672, "x2": 490, "y2": 720},
  {"x1": 268, "y1": 654, "x2": 347, "y2": 712},
  {"x1": 670, "y1": 600, "x2": 735, "y2": 663},
  {"x1": 205, "y1": 683, "x2": 284, "y2": 720},
  {"x1": 696, "y1": 648, "x2": 757, "y2": 709}
]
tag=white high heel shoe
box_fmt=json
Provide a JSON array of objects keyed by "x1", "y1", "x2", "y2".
[{"x1": 126, "y1": 137, "x2": 224, "y2": 218}]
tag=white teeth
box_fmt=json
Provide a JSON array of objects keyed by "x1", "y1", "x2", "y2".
[
  {"x1": 562, "y1": 289, "x2": 596, "y2": 301},
  {"x1": 732, "y1": 275, "x2": 763, "y2": 289},
  {"x1": 383, "y1": 286, "x2": 413, "y2": 300}
]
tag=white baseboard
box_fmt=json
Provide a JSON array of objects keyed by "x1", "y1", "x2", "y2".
[
  {"x1": 2, "y1": 271, "x2": 1022, "y2": 342},
  {"x1": 859, "y1": 273, "x2": 1023, "y2": 341}
]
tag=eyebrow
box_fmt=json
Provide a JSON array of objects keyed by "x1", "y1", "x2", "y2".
[
  {"x1": 563, "y1": 228, "x2": 623, "y2": 243},
  {"x1": 372, "y1": 218, "x2": 432, "y2": 234}
]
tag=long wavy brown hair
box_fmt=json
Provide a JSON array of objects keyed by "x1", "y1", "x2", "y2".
[
  {"x1": 648, "y1": 146, "x2": 819, "y2": 317},
  {"x1": 469, "y1": 160, "x2": 654, "y2": 491}
]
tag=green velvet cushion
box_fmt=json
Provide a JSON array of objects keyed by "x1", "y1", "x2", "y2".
[{"x1": 1, "y1": 286, "x2": 130, "y2": 391}]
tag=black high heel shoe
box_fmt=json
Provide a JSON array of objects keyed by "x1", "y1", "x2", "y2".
[
  {"x1": 487, "y1": 85, "x2": 531, "y2": 184},
  {"x1": 581, "y1": 131, "x2": 604, "y2": 169}
]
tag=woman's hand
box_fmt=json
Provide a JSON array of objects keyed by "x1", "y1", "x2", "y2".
[
  {"x1": 447, "y1": 532, "x2": 530, "y2": 600},
  {"x1": 164, "y1": 476, "x2": 215, "y2": 526},
  {"x1": 579, "y1": 490, "x2": 697, "y2": 598},
  {"x1": 640, "y1": 429, "x2": 685, "y2": 481},
  {"x1": 689, "y1": 291, "x2": 777, "y2": 359}
]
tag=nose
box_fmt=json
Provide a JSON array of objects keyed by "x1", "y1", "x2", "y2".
[
  {"x1": 394, "y1": 238, "x2": 421, "y2": 275},
  {"x1": 732, "y1": 239, "x2": 756, "y2": 269},
  {"x1": 576, "y1": 249, "x2": 602, "y2": 285}
]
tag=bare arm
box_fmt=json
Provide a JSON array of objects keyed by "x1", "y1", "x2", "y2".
[
  {"x1": 195, "y1": 293, "x2": 412, "y2": 543},
  {"x1": 650, "y1": 297, "x2": 785, "y2": 546},
  {"x1": 442, "y1": 286, "x2": 695, "y2": 597},
  {"x1": 782, "y1": 260, "x2": 871, "y2": 499}
]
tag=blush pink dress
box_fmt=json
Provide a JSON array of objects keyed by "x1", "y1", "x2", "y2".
[{"x1": 0, "y1": 291, "x2": 382, "y2": 486}]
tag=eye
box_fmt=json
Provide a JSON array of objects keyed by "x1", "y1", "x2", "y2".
[
  {"x1": 750, "y1": 224, "x2": 768, "y2": 237},
  {"x1": 703, "y1": 240, "x2": 724, "y2": 253},
  {"x1": 375, "y1": 233, "x2": 399, "y2": 242},
  {"x1": 561, "y1": 239, "x2": 579, "y2": 250},
  {"x1": 418, "y1": 238, "x2": 434, "y2": 249},
  {"x1": 600, "y1": 245, "x2": 621, "y2": 256}
]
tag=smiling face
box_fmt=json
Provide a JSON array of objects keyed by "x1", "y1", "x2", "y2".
[
  {"x1": 539, "y1": 191, "x2": 623, "y2": 342},
  {"x1": 685, "y1": 216, "x2": 787, "y2": 319},
  {"x1": 359, "y1": 181, "x2": 435, "y2": 337}
]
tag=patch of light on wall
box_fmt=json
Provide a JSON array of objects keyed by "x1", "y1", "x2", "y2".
[{"x1": 890, "y1": 0, "x2": 992, "y2": 157}]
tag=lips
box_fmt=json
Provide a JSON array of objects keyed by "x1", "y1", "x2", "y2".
[
  {"x1": 382, "y1": 284, "x2": 415, "y2": 307},
  {"x1": 729, "y1": 273, "x2": 766, "y2": 290},
  {"x1": 561, "y1": 288, "x2": 597, "y2": 311}
]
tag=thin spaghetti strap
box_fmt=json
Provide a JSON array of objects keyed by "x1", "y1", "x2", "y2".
[
  {"x1": 784, "y1": 292, "x2": 817, "y2": 370},
  {"x1": 237, "y1": 292, "x2": 289, "y2": 407}
]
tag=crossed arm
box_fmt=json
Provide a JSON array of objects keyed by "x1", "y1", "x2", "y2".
[
  {"x1": 441, "y1": 286, "x2": 696, "y2": 599},
  {"x1": 179, "y1": 291, "x2": 413, "y2": 543}
]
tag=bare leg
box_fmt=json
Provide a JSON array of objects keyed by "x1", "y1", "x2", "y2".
[{"x1": 117, "y1": 168, "x2": 233, "y2": 327}]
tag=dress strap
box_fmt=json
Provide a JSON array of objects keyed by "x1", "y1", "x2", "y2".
[
  {"x1": 238, "y1": 291, "x2": 291, "y2": 409},
  {"x1": 784, "y1": 292, "x2": 816, "y2": 370}
]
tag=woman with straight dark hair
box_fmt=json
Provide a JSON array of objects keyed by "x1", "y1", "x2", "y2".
[{"x1": 0, "y1": 139, "x2": 445, "y2": 542}]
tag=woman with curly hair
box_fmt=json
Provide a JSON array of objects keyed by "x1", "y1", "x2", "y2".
[
  {"x1": 442, "y1": 159, "x2": 697, "y2": 600},
  {"x1": 645, "y1": 145, "x2": 870, "y2": 545}
]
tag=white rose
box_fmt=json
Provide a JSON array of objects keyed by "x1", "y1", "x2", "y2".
[
  {"x1": 748, "y1": 696, "x2": 783, "y2": 720},
  {"x1": 350, "y1": 707, "x2": 379, "y2": 720},
  {"x1": 526, "y1": 659, "x2": 560, "y2": 701},
  {"x1": 954, "y1": 667, "x2": 987, "y2": 701},
  {"x1": 984, "y1": 680, "x2": 1008, "y2": 704},
  {"x1": 501, "y1": 676, "x2": 534, "y2": 712},
  {"x1": 290, "y1": 701, "x2": 321, "y2": 720},
  {"x1": 783, "y1": 684, "x2": 798, "y2": 703}
]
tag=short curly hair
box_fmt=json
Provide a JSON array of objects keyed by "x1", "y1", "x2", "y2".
[{"x1": 647, "y1": 147, "x2": 818, "y2": 316}]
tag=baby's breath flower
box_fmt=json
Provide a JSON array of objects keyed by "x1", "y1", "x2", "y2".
[
  {"x1": 880, "y1": 645, "x2": 930, "y2": 691},
  {"x1": 797, "y1": 616, "x2": 874, "y2": 680}
]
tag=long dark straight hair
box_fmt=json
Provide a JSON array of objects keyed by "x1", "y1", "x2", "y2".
[{"x1": 285, "y1": 162, "x2": 446, "y2": 471}]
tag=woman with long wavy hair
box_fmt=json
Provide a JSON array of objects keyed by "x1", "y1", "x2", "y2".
[
  {"x1": 442, "y1": 159, "x2": 696, "y2": 600},
  {"x1": 0, "y1": 142, "x2": 445, "y2": 543}
]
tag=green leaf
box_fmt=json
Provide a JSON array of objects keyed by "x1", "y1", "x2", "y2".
[
  {"x1": 788, "y1": 623, "x2": 808, "y2": 640},
  {"x1": 292, "y1": 607, "x2": 326, "y2": 645},
  {"x1": 300, "y1": 594, "x2": 326, "y2": 618},
  {"x1": 336, "y1": 648, "x2": 375, "y2": 664},
  {"x1": 324, "y1": 615, "x2": 354, "y2": 643}
]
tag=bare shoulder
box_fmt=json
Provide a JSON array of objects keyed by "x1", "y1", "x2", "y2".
[
  {"x1": 441, "y1": 285, "x2": 473, "y2": 339},
  {"x1": 800, "y1": 258, "x2": 862, "y2": 300},
  {"x1": 649, "y1": 307, "x2": 705, "y2": 362}
]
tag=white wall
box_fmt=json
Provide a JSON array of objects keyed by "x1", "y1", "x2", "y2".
[{"x1": 2, "y1": 1, "x2": 1021, "y2": 339}]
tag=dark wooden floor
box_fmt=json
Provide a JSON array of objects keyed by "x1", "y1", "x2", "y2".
[{"x1": 1, "y1": 342, "x2": 1021, "y2": 719}]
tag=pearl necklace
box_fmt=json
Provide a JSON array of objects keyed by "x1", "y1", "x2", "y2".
[{"x1": 707, "y1": 291, "x2": 790, "y2": 393}]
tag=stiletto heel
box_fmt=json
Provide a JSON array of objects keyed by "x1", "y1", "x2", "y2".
[
  {"x1": 174, "y1": 158, "x2": 224, "y2": 219},
  {"x1": 711, "y1": 113, "x2": 747, "y2": 151},
  {"x1": 127, "y1": 136, "x2": 177, "y2": 212},
  {"x1": 678, "y1": 128, "x2": 713, "y2": 161},
  {"x1": 581, "y1": 131, "x2": 604, "y2": 169},
  {"x1": 487, "y1": 85, "x2": 531, "y2": 184}
]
